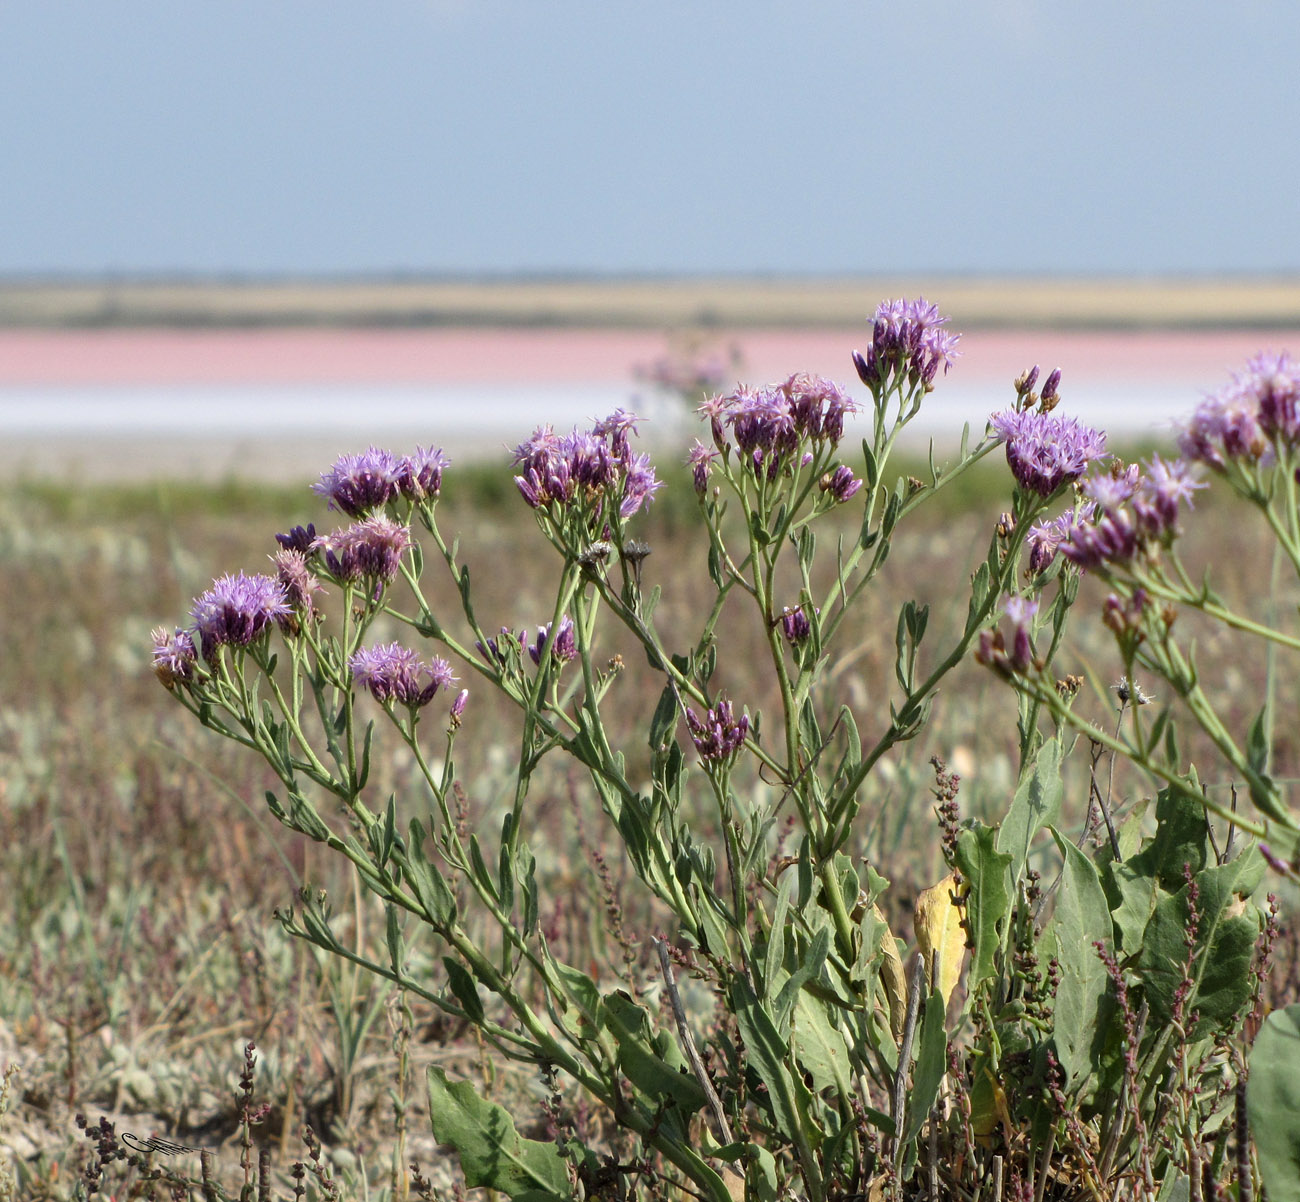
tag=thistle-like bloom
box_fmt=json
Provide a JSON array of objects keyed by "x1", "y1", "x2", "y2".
[
  {"x1": 1178, "y1": 351, "x2": 1300, "y2": 467},
  {"x1": 313, "y1": 516, "x2": 413, "y2": 584},
  {"x1": 1025, "y1": 502, "x2": 1095, "y2": 574},
  {"x1": 398, "y1": 446, "x2": 450, "y2": 501},
  {"x1": 272, "y1": 548, "x2": 324, "y2": 622},
  {"x1": 151, "y1": 626, "x2": 197, "y2": 688},
  {"x1": 685, "y1": 698, "x2": 750, "y2": 763},
  {"x1": 512, "y1": 413, "x2": 661, "y2": 520},
  {"x1": 313, "y1": 447, "x2": 404, "y2": 517},
  {"x1": 528, "y1": 616, "x2": 577, "y2": 665},
  {"x1": 990, "y1": 408, "x2": 1108, "y2": 497},
  {"x1": 819, "y1": 464, "x2": 864, "y2": 503},
  {"x1": 853, "y1": 297, "x2": 961, "y2": 393},
  {"x1": 190, "y1": 572, "x2": 292, "y2": 658},
  {"x1": 348, "y1": 642, "x2": 456, "y2": 708},
  {"x1": 701, "y1": 375, "x2": 861, "y2": 473},
  {"x1": 1001, "y1": 594, "x2": 1038, "y2": 673}
]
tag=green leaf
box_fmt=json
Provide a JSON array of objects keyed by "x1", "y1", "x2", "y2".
[
  {"x1": 996, "y1": 740, "x2": 1063, "y2": 885},
  {"x1": 649, "y1": 684, "x2": 678, "y2": 750},
  {"x1": 602, "y1": 991, "x2": 707, "y2": 1115},
  {"x1": 427, "y1": 1066, "x2": 577, "y2": 1202},
  {"x1": 954, "y1": 822, "x2": 1013, "y2": 993},
  {"x1": 443, "y1": 957, "x2": 484, "y2": 1024},
  {"x1": 1045, "y1": 830, "x2": 1112, "y2": 1092},
  {"x1": 399, "y1": 818, "x2": 457, "y2": 926},
  {"x1": 901, "y1": 989, "x2": 948, "y2": 1149},
  {"x1": 792, "y1": 991, "x2": 851, "y2": 1096},
  {"x1": 1128, "y1": 784, "x2": 1209, "y2": 889},
  {"x1": 385, "y1": 903, "x2": 404, "y2": 973},
  {"x1": 1249, "y1": 1003, "x2": 1300, "y2": 1202}
]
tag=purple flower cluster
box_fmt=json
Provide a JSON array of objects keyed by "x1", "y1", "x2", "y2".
[
  {"x1": 512, "y1": 410, "x2": 662, "y2": 520},
  {"x1": 779, "y1": 605, "x2": 815, "y2": 645},
  {"x1": 312, "y1": 516, "x2": 413, "y2": 584},
  {"x1": 273, "y1": 548, "x2": 324, "y2": 620},
  {"x1": 1178, "y1": 352, "x2": 1300, "y2": 468},
  {"x1": 527, "y1": 616, "x2": 577, "y2": 665},
  {"x1": 313, "y1": 445, "x2": 450, "y2": 516},
  {"x1": 189, "y1": 572, "x2": 293, "y2": 659},
  {"x1": 151, "y1": 626, "x2": 198, "y2": 687},
  {"x1": 687, "y1": 440, "x2": 720, "y2": 494},
  {"x1": 1025, "y1": 503, "x2": 1096, "y2": 574},
  {"x1": 348, "y1": 642, "x2": 456, "y2": 708},
  {"x1": 684, "y1": 698, "x2": 750, "y2": 763},
  {"x1": 698, "y1": 374, "x2": 860, "y2": 478},
  {"x1": 990, "y1": 407, "x2": 1108, "y2": 497},
  {"x1": 852, "y1": 298, "x2": 961, "y2": 393},
  {"x1": 1059, "y1": 456, "x2": 1203, "y2": 570},
  {"x1": 819, "y1": 464, "x2": 864, "y2": 504}
]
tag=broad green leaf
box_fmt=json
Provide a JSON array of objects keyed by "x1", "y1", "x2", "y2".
[
  {"x1": 1046, "y1": 830, "x2": 1112, "y2": 1092},
  {"x1": 901, "y1": 990, "x2": 948, "y2": 1148},
  {"x1": 442, "y1": 957, "x2": 484, "y2": 1024},
  {"x1": 792, "y1": 991, "x2": 851, "y2": 1096},
  {"x1": 1249, "y1": 1003, "x2": 1300, "y2": 1202},
  {"x1": 601, "y1": 991, "x2": 706, "y2": 1115},
  {"x1": 427, "y1": 1066, "x2": 577, "y2": 1202},
  {"x1": 996, "y1": 740, "x2": 1062, "y2": 884}
]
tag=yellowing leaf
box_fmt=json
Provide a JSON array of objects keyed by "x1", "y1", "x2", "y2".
[
  {"x1": 914, "y1": 872, "x2": 966, "y2": 1009},
  {"x1": 872, "y1": 902, "x2": 908, "y2": 1044}
]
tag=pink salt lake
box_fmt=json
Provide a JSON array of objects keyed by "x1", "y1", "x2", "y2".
[{"x1": 0, "y1": 326, "x2": 1295, "y2": 481}]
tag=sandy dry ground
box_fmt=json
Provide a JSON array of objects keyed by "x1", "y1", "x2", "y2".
[{"x1": 5, "y1": 275, "x2": 1300, "y2": 329}]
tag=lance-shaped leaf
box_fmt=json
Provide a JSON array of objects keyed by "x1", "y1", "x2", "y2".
[{"x1": 954, "y1": 822, "x2": 1012, "y2": 994}]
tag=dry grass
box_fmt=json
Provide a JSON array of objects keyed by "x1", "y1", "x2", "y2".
[
  {"x1": 0, "y1": 447, "x2": 1295, "y2": 1199},
  {"x1": 6, "y1": 274, "x2": 1300, "y2": 330}
]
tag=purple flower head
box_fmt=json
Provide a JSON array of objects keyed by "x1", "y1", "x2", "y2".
[
  {"x1": 687, "y1": 439, "x2": 720, "y2": 494},
  {"x1": 528, "y1": 616, "x2": 577, "y2": 665},
  {"x1": 1081, "y1": 463, "x2": 1141, "y2": 512},
  {"x1": 275, "y1": 523, "x2": 317, "y2": 555},
  {"x1": 313, "y1": 447, "x2": 403, "y2": 517},
  {"x1": 780, "y1": 373, "x2": 861, "y2": 446},
  {"x1": 398, "y1": 446, "x2": 450, "y2": 502},
  {"x1": 990, "y1": 408, "x2": 1108, "y2": 497},
  {"x1": 819, "y1": 464, "x2": 864, "y2": 503},
  {"x1": 511, "y1": 412, "x2": 659, "y2": 520},
  {"x1": 779, "y1": 605, "x2": 816, "y2": 645},
  {"x1": 450, "y1": 688, "x2": 470, "y2": 725},
  {"x1": 1179, "y1": 351, "x2": 1300, "y2": 466},
  {"x1": 1060, "y1": 506, "x2": 1140, "y2": 571},
  {"x1": 272, "y1": 548, "x2": 324, "y2": 624},
  {"x1": 1001, "y1": 593, "x2": 1038, "y2": 673},
  {"x1": 1132, "y1": 455, "x2": 1204, "y2": 540},
  {"x1": 348, "y1": 642, "x2": 456, "y2": 709},
  {"x1": 685, "y1": 698, "x2": 750, "y2": 764},
  {"x1": 855, "y1": 297, "x2": 961, "y2": 392},
  {"x1": 313, "y1": 516, "x2": 413, "y2": 584},
  {"x1": 151, "y1": 626, "x2": 197, "y2": 688},
  {"x1": 190, "y1": 572, "x2": 292, "y2": 658},
  {"x1": 477, "y1": 626, "x2": 525, "y2": 666},
  {"x1": 1026, "y1": 502, "x2": 1096, "y2": 574}
]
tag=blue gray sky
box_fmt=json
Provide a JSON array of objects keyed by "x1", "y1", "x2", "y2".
[{"x1": 3, "y1": 1, "x2": 1297, "y2": 278}]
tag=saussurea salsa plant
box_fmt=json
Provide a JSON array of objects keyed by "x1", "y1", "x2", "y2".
[{"x1": 147, "y1": 301, "x2": 1297, "y2": 1202}]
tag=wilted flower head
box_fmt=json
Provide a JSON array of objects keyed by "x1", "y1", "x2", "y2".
[
  {"x1": 1178, "y1": 351, "x2": 1300, "y2": 468},
  {"x1": 853, "y1": 297, "x2": 961, "y2": 393},
  {"x1": 990, "y1": 407, "x2": 1107, "y2": 497},
  {"x1": 687, "y1": 440, "x2": 720, "y2": 494},
  {"x1": 313, "y1": 447, "x2": 403, "y2": 517},
  {"x1": 272, "y1": 548, "x2": 324, "y2": 621},
  {"x1": 151, "y1": 626, "x2": 197, "y2": 688},
  {"x1": 528, "y1": 616, "x2": 577, "y2": 665},
  {"x1": 313, "y1": 516, "x2": 413, "y2": 584},
  {"x1": 348, "y1": 642, "x2": 456, "y2": 708},
  {"x1": 685, "y1": 698, "x2": 750, "y2": 764},
  {"x1": 190, "y1": 572, "x2": 292, "y2": 658}
]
